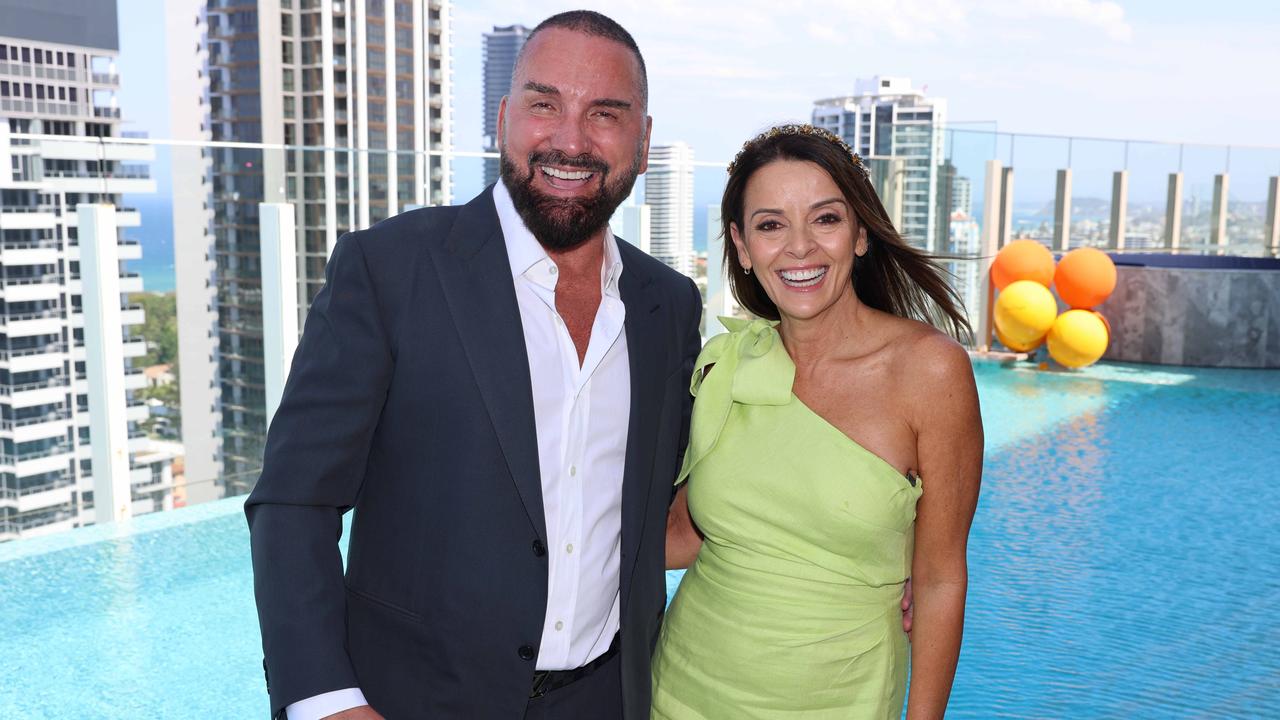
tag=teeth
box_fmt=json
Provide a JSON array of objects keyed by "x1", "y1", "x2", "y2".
[
  {"x1": 779, "y1": 267, "x2": 827, "y2": 285},
  {"x1": 541, "y1": 166, "x2": 594, "y2": 181}
]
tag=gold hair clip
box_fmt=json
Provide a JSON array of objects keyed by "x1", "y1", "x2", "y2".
[{"x1": 727, "y1": 123, "x2": 870, "y2": 180}]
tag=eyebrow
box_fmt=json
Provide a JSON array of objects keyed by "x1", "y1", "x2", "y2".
[
  {"x1": 749, "y1": 197, "x2": 847, "y2": 219},
  {"x1": 522, "y1": 81, "x2": 633, "y2": 111},
  {"x1": 523, "y1": 81, "x2": 559, "y2": 96}
]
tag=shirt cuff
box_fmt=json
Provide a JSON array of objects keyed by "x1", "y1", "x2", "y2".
[{"x1": 286, "y1": 688, "x2": 368, "y2": 720}]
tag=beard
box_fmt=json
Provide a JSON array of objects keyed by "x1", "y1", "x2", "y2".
[{"x1": 499, "y1": 142, "x2": 643, "y2": 252}]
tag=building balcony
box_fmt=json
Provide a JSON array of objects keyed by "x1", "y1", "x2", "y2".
[
  {"x1": 35, "y1": 138, "x2": 155, "y2": 163},
  {"x1": 3, "y1": 379, "x2": 71, "y2": 410},
  {"x1": 0, "y1": 245, "x2": 60, "y2": 265},
  {"x1": 64, "y1": 238, "x2": 143, "y2": 262},
  {"x1": 0, "y1": 342, "x2": 70, "y2": 370},
  {"x1": 9, "y1": 477, "x2": 75, "y2": 514},
  {"x1": 38, "y1": 170, "x2": 155, "y2": 195},
  {"x1": 0, "y1": 276, "x2": 63, "y2": 303},
  {"x1": 2, "y1": 411, "x2": 73, "y2": 443},
  {"x1": 0, "y1": 208, "x2": 59, "y2": 231},
  {"x1": 0, "y1": 310, "x2": 66, "y2": 338}
]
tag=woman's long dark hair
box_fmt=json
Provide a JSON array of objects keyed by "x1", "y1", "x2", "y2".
[{"x1": 721, "y1": 126, "x2": 971, "y2": 341}]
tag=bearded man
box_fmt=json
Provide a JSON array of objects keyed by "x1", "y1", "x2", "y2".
[{"x1": 246, "y1": 10, "x2": 702, "y2": 720}]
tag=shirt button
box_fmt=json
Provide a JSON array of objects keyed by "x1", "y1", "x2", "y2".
[
  {"x1": 549, "y1": 265, "x2": 558, "y2": 275},
  {"x1": 569, "y1": 465, "x2": 577, "y2": 477},
  {"x1": 565, "y1": 543, "x2": 574, "y2": 554},
  {"x1": 532, "y1": 540, "x2": 546, "y2": 557},
  {"x1": 554, "y1": 621, "x2": 564, "y2": 631},
  {"x1": 518, "y1": 645, "x2": 535, "y2": 661}
]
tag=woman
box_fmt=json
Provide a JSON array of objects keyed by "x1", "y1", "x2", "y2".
[{"x1": 652, "y1": 124, "x2": 983, "y2": 719}]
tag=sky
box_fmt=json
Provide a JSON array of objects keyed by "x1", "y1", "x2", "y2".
[{"x1": 113, "y1": 0, "x2": 1279, "y2": 212}]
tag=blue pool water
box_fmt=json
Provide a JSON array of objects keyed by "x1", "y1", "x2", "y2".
[{"x1": 2, "y1": 361, "x2": 1278, "y2": 718}]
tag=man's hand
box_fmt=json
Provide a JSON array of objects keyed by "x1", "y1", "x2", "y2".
[
  {"x1": 323, "y1": 706, "x2": 384, "y2": 720},
  {"x1": 901, "y1": 577, "x2": 914, "y2": 637}
]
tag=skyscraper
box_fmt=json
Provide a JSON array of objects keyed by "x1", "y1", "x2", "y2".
[
  {"x1": 813, "y1": 76, "x2": 947, "y2": 251},
  {"x1": 482, "y1": 24, "x2": 528, "y2": 188},
  {"x1": 0, "y1": 0, "x2": 178, "y2": 539},
  {"x1": 645, "y1": 142, "x2": 695, "y2": 278},
  {"x1": 169, "y1": 0, "x2": 453, "y2": 494}
]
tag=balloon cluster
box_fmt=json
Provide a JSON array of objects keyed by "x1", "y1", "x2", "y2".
[{"x1": 990, "y1": 241, "x2": 1117, "y2": 368}]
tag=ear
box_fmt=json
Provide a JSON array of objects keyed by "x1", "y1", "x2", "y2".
[
  {"x1": 854, "y1": 222, "x2": 869, "y2": 257},
  {"x1": 497, "y1": 95, "x2": 508, "y2": 142},
  {"x1": 637, "y1": 116, "x2": 653, "y2": 175},
  {"x1": 729, "y1": 222, "x2": 752, "y2": 271}
]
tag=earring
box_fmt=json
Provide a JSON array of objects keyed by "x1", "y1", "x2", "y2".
[{"x1": 744, "y1": 267, "x2": 752, "y2": 276}]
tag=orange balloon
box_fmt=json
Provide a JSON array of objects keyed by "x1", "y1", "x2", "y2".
[
  {"x1": 992, "y1": 240, "x2": 1056, "y2": 290},
  {"x1": 1054, "y1": 247, "x2": 1116, "y2": 309}
]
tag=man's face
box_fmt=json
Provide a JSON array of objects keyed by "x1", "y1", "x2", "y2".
[{"x1": 498, "y1": 28, "x2": 652, "y2": 251}]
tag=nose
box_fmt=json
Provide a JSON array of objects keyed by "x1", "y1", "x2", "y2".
[
  {"x1": 784, "y1": 224, "x2": 818, "y2": 259},
  {"x1": 548, "y1": 114, "x2": 591, "y2": 158}
]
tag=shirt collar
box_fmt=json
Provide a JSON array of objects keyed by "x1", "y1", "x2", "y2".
[{"x1": 493, "y1": 181, "x2": 625, "y2": 296}]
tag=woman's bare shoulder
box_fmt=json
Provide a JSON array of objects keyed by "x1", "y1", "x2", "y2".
[{"x1": 881, "y1": 316, "x2": 972, "y2": 383}]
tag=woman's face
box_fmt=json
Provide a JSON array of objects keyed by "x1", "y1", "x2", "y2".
[{"x1": 730, "y1": 159, "x2": 868, "y2": 323}]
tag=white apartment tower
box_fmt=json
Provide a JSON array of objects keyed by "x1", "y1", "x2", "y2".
[
  {"x1": 645, "y1": 142, "x2": 695, "y2": 278},
  {"x1": 168, "y1": 0, "x2": 454, "y2": 493},
  {"x1": 813, "y1": 76, "x2": 947, "y2": 251},
  {"x1": 0, "y1": 0, "x2": 179, "y2": 540}
]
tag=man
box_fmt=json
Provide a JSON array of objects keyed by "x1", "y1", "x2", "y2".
[{"x1": 247, "y1": 11, "x2": 701, "y2": 720}]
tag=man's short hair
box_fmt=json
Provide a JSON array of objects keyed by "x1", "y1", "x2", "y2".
[{"x1": 514, "y1": 10, "x2": 648, "y2": 108}]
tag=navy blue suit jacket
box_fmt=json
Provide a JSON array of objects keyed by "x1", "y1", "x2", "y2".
[{"x1": 246, "y1": 188, "x2": 702, "y2": 718}]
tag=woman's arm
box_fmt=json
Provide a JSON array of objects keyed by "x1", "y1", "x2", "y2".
[
  {"x1": 666, "y1": 484, "x2": 704, "y2": 569},
  {"x1": 904, "y1": 335, "x2": 984, "y2": 720}
]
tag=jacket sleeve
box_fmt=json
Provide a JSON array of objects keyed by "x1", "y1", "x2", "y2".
[{"x1": 244, "y1": 231, "x2": 394, "y2": 716}]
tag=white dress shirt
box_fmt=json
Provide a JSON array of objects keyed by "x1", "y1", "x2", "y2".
[{"x1": 288, "y1": 183, "x2": 630, "y2": 718}]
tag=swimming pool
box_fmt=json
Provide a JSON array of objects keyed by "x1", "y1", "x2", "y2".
[{"x1": 2, "y1": 360, "x2": 1278, "y2": 717}]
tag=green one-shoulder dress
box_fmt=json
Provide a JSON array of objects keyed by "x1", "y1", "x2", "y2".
[{"x1": 651, "y1": 318, "x2": 923, "y2": 719}]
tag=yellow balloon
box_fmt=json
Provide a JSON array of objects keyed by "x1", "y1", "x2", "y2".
[
  {"x1": 1047, "y1": 309, "x2": 1110, "y2": 368},
  {"x1": 994, "y1": 280, "x2": 1058, "y2": 346},
  {"x1": 994, "y1": 324, "x2": 1045, "y2": 353}
]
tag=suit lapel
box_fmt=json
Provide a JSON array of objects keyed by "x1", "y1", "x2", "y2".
[
  {"x1": 617, "y1": 244, "x2": 665, "y2": 604},
  {"x1": 432, "y1": 190, "x2": 547, "y2": 544}
]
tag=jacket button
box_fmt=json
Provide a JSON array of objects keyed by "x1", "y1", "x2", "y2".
[
  {"x1": 518, "y1": 645, "x2": 536, "y2": 661},
  {"x1": 532, "y1": 539, "x2": 546, "y2": 557}
]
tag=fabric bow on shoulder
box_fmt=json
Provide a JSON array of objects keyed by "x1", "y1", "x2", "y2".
[{"x1": 675, "y1": 317, "x2": 795, "y2": 485}]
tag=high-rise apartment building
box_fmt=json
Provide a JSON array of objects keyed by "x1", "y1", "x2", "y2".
[
  {"x1": 813, "y1": 76, "x2": 946, "y2": 251},
  {"x1": 0, "y1": 0, "x2": 179, "y2": 540},
  {"x1": 169, "y1": 0, "x2": 454, "y2": 494},
  {"x1": 482, "y1": 24, "x2": 528, "y2": 188},
  {"x1": 645, "y1": 142, "x2": 695, "y2": 278}
]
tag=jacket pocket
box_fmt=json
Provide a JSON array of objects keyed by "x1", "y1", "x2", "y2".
[{"x1": 345, "y1": 585, "x2": 424, "y2": 623}]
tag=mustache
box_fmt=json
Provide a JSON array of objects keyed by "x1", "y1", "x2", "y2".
[{"x1": 528, "y1": 150, "x2": 609, "y2": 175}]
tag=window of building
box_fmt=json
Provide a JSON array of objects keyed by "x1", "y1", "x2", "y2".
[
  {"x1": 0, "y1": 81, "x2": 8, "y2": 96},
  {"x1": 0, "y1": 46, "x2": 7, "y2": 61},
  {"x1": 22, "y1": 47, "x2": 31, "y2": 62},
  {"x1": 36, "y1": 85, "x2": 44, "y2": 100},
  {"x1": 33, "y1": 48, "x2": 43, "y2": 64}
]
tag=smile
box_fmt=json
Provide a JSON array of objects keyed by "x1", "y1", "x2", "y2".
[
  {"x1": 777, "y1": 266, "x2": 828, "y2": 288},
  {"x1": 540, "y1": 166, "x2": 595, "y2": 181}
]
